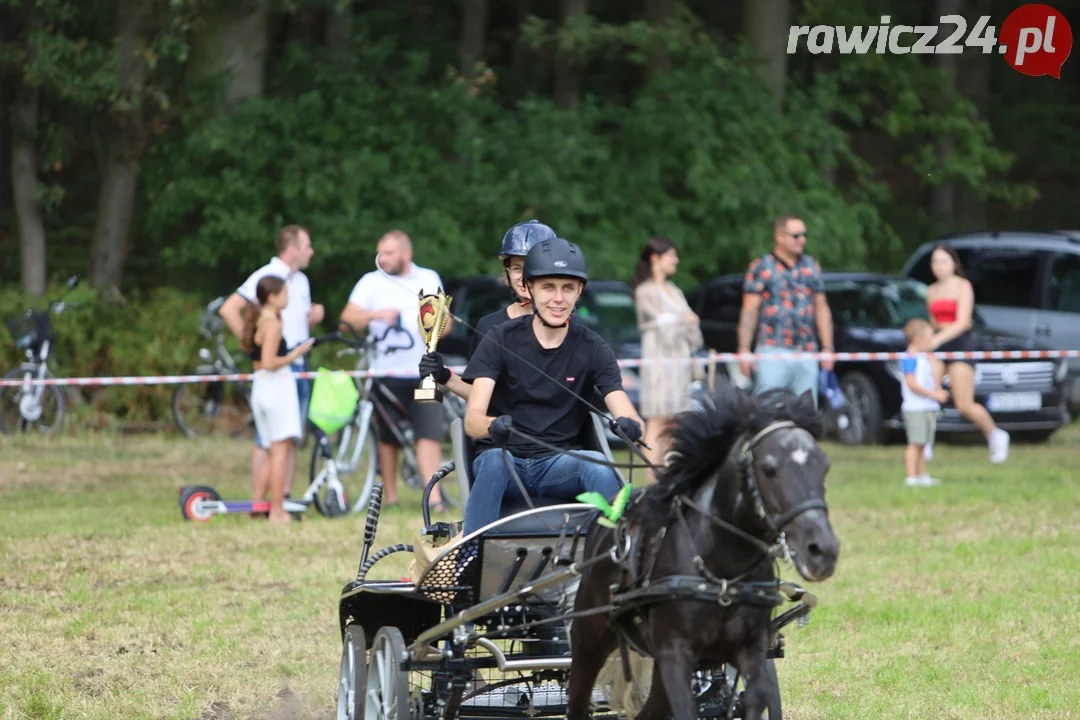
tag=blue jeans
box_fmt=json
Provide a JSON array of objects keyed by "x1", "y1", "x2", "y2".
[
  {"x1": 754, "y1": 346, "x2": 819, "y2": 407},
  {"x1": 464, "y1": 448, "x2": 622, "y2": 535},
  {"x1": 255, "y1": 358, "x2": 310, "y2": 447}
]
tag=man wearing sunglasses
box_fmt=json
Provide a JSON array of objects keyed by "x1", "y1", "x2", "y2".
[{"x1": 737, "y1": 214, "x2": 834, "y2": 407}]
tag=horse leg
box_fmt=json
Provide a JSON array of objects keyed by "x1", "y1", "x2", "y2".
[
  {"x1": 734, "y1": 647, "x2": 780, "y2": 720},
  {"x1": 633, "y1": 662, "x2": 672, "y2": 720},
  {"x1": 651, "y1": 641, "x2": 698, "y2": 720},
  {"x1": 566, "y1": 615, "x2": 617, "y2": 720}
]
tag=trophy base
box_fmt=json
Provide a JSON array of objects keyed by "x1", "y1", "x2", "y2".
[{"x1": 414, "y1": 385, "x2": 444, "y2": 404}]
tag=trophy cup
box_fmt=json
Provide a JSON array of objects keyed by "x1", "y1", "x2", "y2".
[{"x1": 415, "y1": 288, "x2": 453, "y2": 403}]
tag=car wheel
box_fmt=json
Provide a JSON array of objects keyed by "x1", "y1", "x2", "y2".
[{"x1": 839, "y1": 371, "x2": 885, "y2": 445}]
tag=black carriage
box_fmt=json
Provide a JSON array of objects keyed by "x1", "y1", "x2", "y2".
[{"x1": 336, "y1": 409, "x2": 820, "y2": 720}]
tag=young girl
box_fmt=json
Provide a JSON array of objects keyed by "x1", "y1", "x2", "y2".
[{"x1": 241, "y1": 276, "x2": 314, "y2": 523}]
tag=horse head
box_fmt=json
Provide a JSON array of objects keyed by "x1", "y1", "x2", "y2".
[
  {"x1": 656, "y1": 383, "x2": 840, "y2": 583},
  {"x1": 734, "y1": 388, "x2": 839, "y2": 582}
]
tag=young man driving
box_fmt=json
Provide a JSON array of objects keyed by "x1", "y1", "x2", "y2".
[{"x1": 460, "y1": 237, "x2": 644, "y2": 534}]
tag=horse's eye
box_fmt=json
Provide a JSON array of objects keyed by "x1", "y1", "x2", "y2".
[{"x1": 760, "y1": 455, "x2": 780, "y2": 477}]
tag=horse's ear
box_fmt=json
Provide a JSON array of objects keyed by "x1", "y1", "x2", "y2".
[
  {"x1": 798, "y1": 389, "x2": 827, "y2": 438},
  {"x1": 732, "y1": 384, "x2": 756, "y2": 414}
]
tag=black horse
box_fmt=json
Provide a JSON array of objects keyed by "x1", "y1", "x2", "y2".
[{"x1": 565, "y1": 385, "x2": 840, "y2": 720}]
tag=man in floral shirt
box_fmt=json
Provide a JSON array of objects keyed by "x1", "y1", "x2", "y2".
[{"x1": 737, "y1": 214, "x2": 834, "y2": 407}]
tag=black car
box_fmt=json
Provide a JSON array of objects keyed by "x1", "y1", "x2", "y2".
[{"x1": 688, "y1": 273, "x2": 1071, "y2": 445}]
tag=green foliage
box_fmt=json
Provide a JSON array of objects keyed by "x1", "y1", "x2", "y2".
[
  {"x1": 0, "y1": 282, "x2": 209, "y2": 424},
  {"x1": 139, "y1": 11, "x2": 896, "y2": 301}
]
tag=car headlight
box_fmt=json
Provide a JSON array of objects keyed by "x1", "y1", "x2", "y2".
[{"x1": 1054, "y1": 360, "x2": 1069, "y2": 384}]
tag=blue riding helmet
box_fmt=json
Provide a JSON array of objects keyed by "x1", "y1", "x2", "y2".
[{"x1": 500, "y1": 220, "x2": 557, "y2": 260}]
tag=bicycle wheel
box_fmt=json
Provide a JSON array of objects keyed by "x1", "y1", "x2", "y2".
[
  {"x1": 172, "y1": 371, "x2": 254, "y2": 439},
  {"x1": 0, "y1": 365, "x2": 65, "y2": 436},
  {"x1": 308, "y1": 423, "x2": 379, "y2": 517}
]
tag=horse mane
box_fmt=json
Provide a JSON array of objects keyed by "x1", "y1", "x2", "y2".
[{"x1": 638, "y1": 383, "x2": 824, "y2": 525}]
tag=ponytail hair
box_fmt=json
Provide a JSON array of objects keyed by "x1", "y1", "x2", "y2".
[
  {"x1": 633, "y1": 235, "x2": 677, "y2": 289},
  {"x1": 240, "y1": 275, "x2": 287, "y2": 354}
]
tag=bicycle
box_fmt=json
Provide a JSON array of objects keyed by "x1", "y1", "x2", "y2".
[
  {"x1": 171, "y1": 297, "x2": 255, "y2": 439},
  {"x1": 307, "y1": 320, "x2": 468, "y2": 517},
  {"x1": 1, "y1": 275, "x2": 81, "y2": 435}
]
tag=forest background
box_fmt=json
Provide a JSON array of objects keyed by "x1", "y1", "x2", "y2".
[{"x1": 0, "y1": 0, "x2": 1076, "y2": 423}]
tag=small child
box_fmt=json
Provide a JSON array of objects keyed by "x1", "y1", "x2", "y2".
[{"x1": 901, "y1": 319, "x2": 949, "y2": 487}]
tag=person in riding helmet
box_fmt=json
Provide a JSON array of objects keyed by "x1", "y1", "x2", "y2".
[
  {"x1": 459, "y1": 237, "x2": 644, "y2": 534},
  {"x1": 418, "y1": 219, "x2": 557, "y2": 400}
]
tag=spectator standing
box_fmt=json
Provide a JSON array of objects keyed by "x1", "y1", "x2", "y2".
[
  {"x1": 737, "y1": 215, "x2": 834, "y2": 407},
  {"x1": 632, "y1": 236, "x2": 703, "y2": 472},
  {"x1": 925, "y1": 243, "x2": 1010, "y2": 463},
  {"x1": 219, "y1": 225, "x2": 323, "y2": 500},
  {"x1": 240, "y1": 276, "x2": 315, "y2": 521},
  {"x1": 900, "y1": 319, "x2": 947, "y2": 487},
  {"x1": 341, "y1": 230, "x2": 452, "y2": 510}
]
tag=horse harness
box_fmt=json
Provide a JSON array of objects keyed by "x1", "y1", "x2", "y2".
[{"x1": 604, "y1": 421, "x2": 829, "y2": 652}]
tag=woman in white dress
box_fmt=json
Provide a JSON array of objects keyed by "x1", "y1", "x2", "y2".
[{"x1": 632, "y1": 236, "x2": 703, "y2": 475}]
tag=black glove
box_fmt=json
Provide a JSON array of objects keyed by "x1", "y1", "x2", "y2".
[
  {"x1": 488, "y1": 415, "x2": 514, "y2": 444},
  {"x1": 419, "y1": 351, "x2": 451, "y2": 385},
  {"x1": 611, "y1": 416, "x2": 643, "y2": 444}
]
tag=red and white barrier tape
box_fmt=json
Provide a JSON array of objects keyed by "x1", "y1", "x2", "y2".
[{"x1": 1, "y1": 349, "x2": 1077, "y2": 387}]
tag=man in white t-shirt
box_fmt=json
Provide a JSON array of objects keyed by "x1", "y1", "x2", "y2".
[
  {"x1": 219, "y1": 225, "x2": 324, "y2": 498},
  {"x1": 340, "y1": 230, "x2": 451, "y2": 509}
]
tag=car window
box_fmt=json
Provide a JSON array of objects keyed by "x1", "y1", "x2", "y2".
[
  {"x1": 966, "y1": 249, "x2": 1045, "y2": 309},
  {"x1": 701, "y1": 282, "x2": 742, "y2": 323},
  {"x1": 467, "y1": 284, "x2": 510, "y2": 327},
  {"x1": 577, "y1": 287, "x2": 641, "y2": 344},
  {"x1": 906, "y1": 245, "x2": 975, "y2": 286},
  {"x1": 825, "y1": 280, "x2": 931, "y2": 328},
  {"x1": 1048, "y1": 253, "x2": 1080, "y2": 313}
]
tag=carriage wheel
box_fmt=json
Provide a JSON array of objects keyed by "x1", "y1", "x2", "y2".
[
  {"x1": 364, "y1": 626, "x2": 411, "y2": 720},
  {"x1": 698, "y1": 661, "x2": 782, "y2": 719},
  {"x1": 337, "y1": 624, "x2": 367, "y2": 720}
]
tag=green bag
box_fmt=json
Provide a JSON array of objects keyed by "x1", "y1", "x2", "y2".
[{"x1": 308, "y1": 368, "x2": 359, "y2": 435}]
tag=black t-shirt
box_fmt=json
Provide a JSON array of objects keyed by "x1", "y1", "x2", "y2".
[
  {"x1": 462, "y1": 315, "x2": 624, "y2": 459},
  {"x1": 467, "y1": 307, "x2": 513, "y2": 360}
]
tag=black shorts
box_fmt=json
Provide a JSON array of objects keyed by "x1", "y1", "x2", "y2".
[
  {"x1": 373, "y1": 378, "x2": 447, "y2": 445},
  {"x1": 939, "y1": 331, "x2": 975, "y2": 367}
]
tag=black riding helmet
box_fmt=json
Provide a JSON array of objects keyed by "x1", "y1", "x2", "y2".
[
  {"x1": 500, "y1": 220, "x2": 557, "y2": 260},
  {"x1": 523, "y1": 237, "x2": 588, "y2": 286}
]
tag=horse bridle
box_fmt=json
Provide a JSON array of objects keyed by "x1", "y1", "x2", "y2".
[
  {"x1": 675, "y1": 419, "x2": 829, "y2": 560},
  {"x1": 736, "y1": 420, "x2": 829, "y2": 541}
]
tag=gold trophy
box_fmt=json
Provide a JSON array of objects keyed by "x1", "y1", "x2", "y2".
[{"x1": 415, "y1": 288, "x2": 453, "y2": 403}]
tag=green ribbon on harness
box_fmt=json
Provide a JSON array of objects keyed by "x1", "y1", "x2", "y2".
[
  {"x1": 308, "y1": 368, "x2": 359, "y2": 434},
  {"x1": 577, "y1": 483, "x2": 633, "y2": 528}
]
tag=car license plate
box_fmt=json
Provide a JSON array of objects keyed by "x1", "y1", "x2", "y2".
[{"x1": 987, "y1": 392, "x2": 1042, "y2": 413}]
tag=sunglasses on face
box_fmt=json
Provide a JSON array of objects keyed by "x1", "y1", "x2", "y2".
[{"x1": 788, "y1": 231, "x2": 807, "y2": 240}]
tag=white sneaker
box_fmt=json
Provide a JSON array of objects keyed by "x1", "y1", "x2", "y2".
[
  {"x1": 919, "y1": 474, "x2": 941, "y2": 486},
  {"x1": 905, "y1": 475, "x2": 929, "y2": 487},
  {"x1": 923, "y1": 444, "x2": 934, "y2": 462},
  {"x1": 989, "y1": 429, "x2": 1010, "y2": 464}
]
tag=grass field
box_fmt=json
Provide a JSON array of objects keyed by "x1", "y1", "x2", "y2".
[{"x1": 2, "y1": 424, "x2": 1079, "y2": 720}]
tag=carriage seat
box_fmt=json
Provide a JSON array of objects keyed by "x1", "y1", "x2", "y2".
[{"x1": 449, "y1": 414, "x2": 622, "y2": 537}]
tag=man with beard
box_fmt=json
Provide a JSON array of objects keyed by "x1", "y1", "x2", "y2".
[{"x1": 341, "y1": 230, "x2": 452, "y2": 510}]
